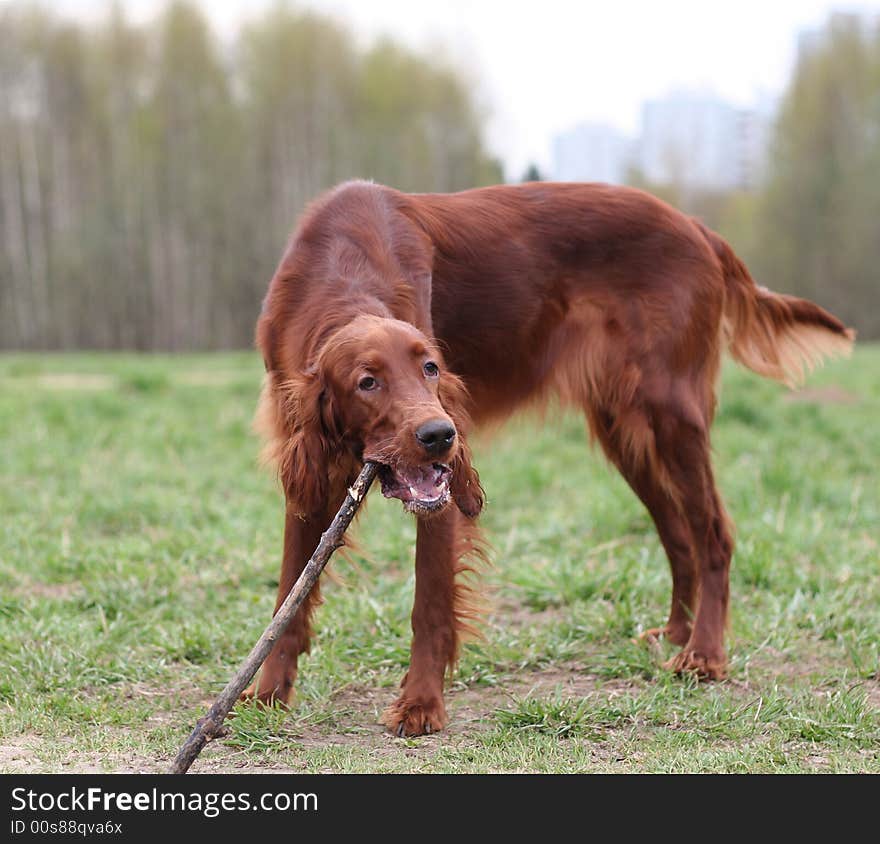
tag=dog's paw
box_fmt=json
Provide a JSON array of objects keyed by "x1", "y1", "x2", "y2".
[
  {"x1": 238, "y1": 679, "x2": 293, "y2": 708},
  {"x1": 381, "y1": 696, "x2": 448, "y2": 737},
  {"x1": 637, "y1": 622, "x2": 691, "y2": 648},
  {"x1": 664, "y1": 647, "x2": 727, "y2": 680}
]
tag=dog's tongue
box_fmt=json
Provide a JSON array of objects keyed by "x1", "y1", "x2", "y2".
[{"x1": 379, "y1": 463, "x2": 450, "y2": 505}]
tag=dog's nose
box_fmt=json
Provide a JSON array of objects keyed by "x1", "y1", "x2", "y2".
[{"x1": 415, "y1": 419, "x2": 456, "y2": 455}]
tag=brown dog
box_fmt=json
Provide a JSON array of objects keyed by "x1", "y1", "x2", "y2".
[{"x1": 244, "y1": 180, "x2": 853, "y2": 736}]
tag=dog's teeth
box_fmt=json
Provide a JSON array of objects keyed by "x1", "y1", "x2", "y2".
[{"x1": 409, "y1": 485, "x2": 418, "y2": 496}]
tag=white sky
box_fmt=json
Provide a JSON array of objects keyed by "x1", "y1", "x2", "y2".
[{"x1": 23, "y1": 0, "x2": 880, "y2": 178}]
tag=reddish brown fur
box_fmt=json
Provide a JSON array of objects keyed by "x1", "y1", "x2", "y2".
[{"x1": 244, "y1": 180, "x2": 854, "y2": 735}]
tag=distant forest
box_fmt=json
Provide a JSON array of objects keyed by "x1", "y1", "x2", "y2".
[
  {"x1": 0, "y1": 2, "x2": 501, "y2": 350},
  {"x1": 1, "y1": 5, "x2": 877, "y2": 349}
]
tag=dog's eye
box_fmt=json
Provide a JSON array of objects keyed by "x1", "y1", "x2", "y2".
[
  {"x1": 358, "y1": 376, "x2": 378, "y2": 392},
  {"x1": 423, "y1": 361, "x2": 439, "y2": 378}
]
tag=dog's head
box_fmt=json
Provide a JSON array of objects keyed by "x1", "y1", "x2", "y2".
[{"x1": 280, "y1": 315, "x2": 483, "y2": 519}]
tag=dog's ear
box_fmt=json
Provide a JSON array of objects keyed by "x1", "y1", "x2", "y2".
[
  {"x1": 278, "y1": 368, "x2": 340, "y2": 518},
  {"x1": 439, "y1": 371, "x2": 484, "y2": 519},
  {"x1": 450, "y1": 436, "x2": 484, "y2": 519}
]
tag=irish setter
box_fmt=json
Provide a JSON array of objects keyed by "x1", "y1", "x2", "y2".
[{"x1": 245, "y1": 180, "x2": 853, "y2": 736}]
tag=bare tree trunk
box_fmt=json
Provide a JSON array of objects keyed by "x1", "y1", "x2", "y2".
[
  {"x1": 20, "y1": 120, "x2": 51, "y2": 346},
  {"x1": 0, "y1": 123, "x2": 31, "y2": 346}
]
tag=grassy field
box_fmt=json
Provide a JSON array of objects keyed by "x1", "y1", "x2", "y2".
[{"x1": 0, "y1": 348, "x2": 877, "y2": 773}]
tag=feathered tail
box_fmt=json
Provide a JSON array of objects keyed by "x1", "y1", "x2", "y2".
[{"x1": 698, "y1": 223, "x2": 855, "y2": 387}]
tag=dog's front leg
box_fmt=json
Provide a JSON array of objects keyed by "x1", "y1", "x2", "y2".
[
  {"x1": 241, "y1": 506, "x2": 327, "y2": 706},
  {"x1": 383, "y1": 508, "x2": 461, "y2": 736}
]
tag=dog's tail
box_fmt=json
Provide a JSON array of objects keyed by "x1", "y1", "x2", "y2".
[{"x1": 697, "y1": 223, "x2": 854, "y2": 387}]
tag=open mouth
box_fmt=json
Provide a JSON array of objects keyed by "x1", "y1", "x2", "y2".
[{"x1": 377, "y1": 462, "x2": 452, "y2": 513}]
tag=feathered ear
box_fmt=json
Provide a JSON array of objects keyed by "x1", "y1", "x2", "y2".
[
  {"x1": 439, "y1": 371, "x2": 484, "y2": 519},
  {"x1": 277, "y1": 369, "x2": 340, "y2": 518}
]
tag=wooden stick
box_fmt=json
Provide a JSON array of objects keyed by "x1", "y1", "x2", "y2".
[{"x1": 169, "y1": 461, "x2": 380, "y2": 774}]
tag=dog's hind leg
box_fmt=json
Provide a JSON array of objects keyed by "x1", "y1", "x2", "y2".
[
  {"x1": 565, "y1": 329, "x2": 699, "y2": 649},
  {"x1": 585, "y1": 383, "x2": 733, "y2": 678},
  {"x1": 588, "y1": 404, "x2": 696, "y2": 647},
  {"x1": 657, "y1": 416, "x2": 734, "y2": 680}
]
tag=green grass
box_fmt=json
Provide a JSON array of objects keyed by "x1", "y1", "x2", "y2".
[{"x1": 0, "y1": 348, "x2": 877, "y2": 773}]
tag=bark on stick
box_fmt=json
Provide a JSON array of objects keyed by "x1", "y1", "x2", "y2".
[{"x1": 169, "y1": 461, "x2": 379, "y2": 774}]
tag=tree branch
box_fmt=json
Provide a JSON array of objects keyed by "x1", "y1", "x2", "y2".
[{"x1": 169, "y1": 461, "x2": 380, "y2": 774}]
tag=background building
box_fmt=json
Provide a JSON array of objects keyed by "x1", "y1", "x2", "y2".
[
  {"x1": 551, "y1": 122, "x2": 633, "y2": 184},
  {"x1": 552, "y1": 90, "x2": 774, "y2": 192}
]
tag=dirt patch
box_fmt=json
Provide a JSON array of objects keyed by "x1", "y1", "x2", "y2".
[
  {"x1": 0, "y1": 666, "x2": 623, "y2": 773},
  {"x1": 30, "y1": 373, "x2": 117, "y2": 390},
  {"x1": 12, "y1": 579, "x2": 82, "y2": 600},
  {"x1": 864, "y1": 678, "x2": 880, "y2": 711},
  {"x1": 175, "y1": 370, "x2": 247, "y2": 386},
  {"x1": 9, "y1": 661, "x2": 873, "y2": 773},
  {"x1": 7, "y1": 632, "x2": 871, "y2": 773},
  {"x1": 0, "y1": 736, "x2": 42, "y2": 773},
  {"x1": 3, "y1": 370, "x2": 250, "y2": 391},
  {"x1": 784, "y1": 385, "x2": 859, "y2": 405},
  {"x1": 276, "y1": 665, "x2": 621, "y2": 753},
  {"x1": 489, "y1": 599, "x2": 566, "y2": 628}
]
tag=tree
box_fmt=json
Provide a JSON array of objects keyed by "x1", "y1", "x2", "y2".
[
  {"x1": 750, "y1": 13, "x2": 880, "y2": 338},
  {"x1": 238, "y1": 6, "x2": 359, "y2": 268},
  {"x1": 521, "y1": 162, "x2": 544, "y2": 182},
  {"x1": 0, "y1": 2, "x2": 502, "y2": 350}
]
